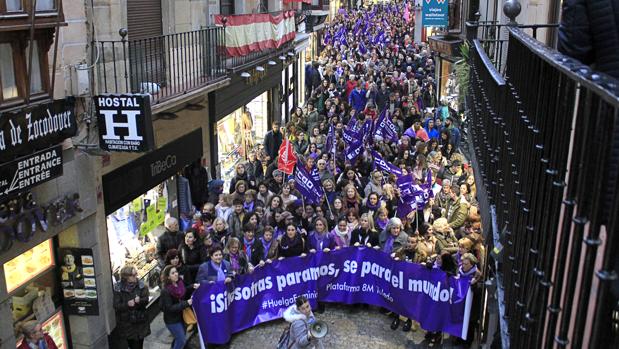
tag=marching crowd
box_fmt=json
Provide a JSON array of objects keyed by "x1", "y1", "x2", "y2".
[{"x1": 111, "y1": 3, "x2": 485, "y2": 349}]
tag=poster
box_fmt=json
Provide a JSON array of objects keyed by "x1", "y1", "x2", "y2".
[
  {"x1": 95, "y1": 94, "x2": 155, "y2": 152},
  {"x1": 59, "y1": 248, "x2": 99, "y2": 315},
  {"x1": 422, "y1": 0, "x2": 449, "y2": 27}
]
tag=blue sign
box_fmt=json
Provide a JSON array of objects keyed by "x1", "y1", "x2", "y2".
[{"x1": 422, "y1": 0, "x2": 449, "y2": 27}]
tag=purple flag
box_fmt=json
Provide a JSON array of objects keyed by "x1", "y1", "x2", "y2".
[
  {"x1": 343, "y1": 127, "x2": 361, "y2": 145},
  {"x1": 359, "y1": 41, "x2": 367, "y2": 55},
  {"x1": 361, "y1": 118, "x2": 373, "y2": 145},
  {"x1": 345, "y1": 140, "x2": 364, "y2": 163},
  {"x1": 375, "y1": 111, "x2": 399, "y2": 142},
  {"x1": 372, "y1": 150, "x2": 403, "y2": 176},
  {"x1": 193, "y1": 247, "x2": 473, "y2": 345},
  {"x1": 294, "y1": 166, "x2": 323, "y2": 204}
]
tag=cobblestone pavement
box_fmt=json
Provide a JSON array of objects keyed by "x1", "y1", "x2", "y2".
[{"x1": 144, "y1": 303, "x2": 467, "y2": 349}]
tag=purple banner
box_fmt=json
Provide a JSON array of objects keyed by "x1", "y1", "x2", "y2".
[
  {"x1": 372, "y1": 150, "x2": 403, "y2": 176},
  {"x1": 345, "y1": 140, "x2": 364, "y2": 163},
  {"x1": 295, "y1": 166, "x2": 323, "y2": 204},
  {"x1": 193, "y1": 247, "x2": 472, "y2": 344}
]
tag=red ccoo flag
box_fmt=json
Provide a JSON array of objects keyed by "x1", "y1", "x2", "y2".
[{"x1": 278, "y1": 139, "x2": 297, "y2": 175}]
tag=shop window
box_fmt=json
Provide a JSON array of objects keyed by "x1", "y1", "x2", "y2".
[
  {"x1": 0, "y1": 43, "x2": 19, "y2": 100},
  {"x1": 4, "y1": 239, "x2": 55, "y2": 294},
  {"x1": 107, "y1": 182, "x2": 172, "y2": 303},
  {"x1": 217, "y1": 92, "x2": 269, "y2": 191}
]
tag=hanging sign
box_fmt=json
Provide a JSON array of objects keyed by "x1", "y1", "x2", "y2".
[
  {"x1": 0, "y1": 98, "x2": 76, "y2": 163},
  {"x1": 422, "y1": 0, "x2": 449, "y2": 27},
  {"x1": 0, "y1": 145, "x2": 63, "y2": 200},
  {"x1": 59, "y1": 247, "x2": 99, "y2": 315},
  {"x1": 94, "y1": 94, "x2": 155, "y2": 152}
]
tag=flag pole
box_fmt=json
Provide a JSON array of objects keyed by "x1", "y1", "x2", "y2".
[{"x1": 324, "y1": 193, "x2": 334, "y2": 219}]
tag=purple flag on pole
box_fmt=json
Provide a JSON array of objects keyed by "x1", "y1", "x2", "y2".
[
  {"x1": 345, "y1": 140, "x2": 364, "y2": 163},
  {"x1": 343, "y1": 127, "x2": 361, "y2": 145},
  {"x1": 372, "y1": 150, "x2": 403, "y2": 176},
  {"x1": 295, "y1": 166, "x2": 323, "y2": 204},
  {"x1": 193, "y1": 247, "x2": 473, "y2": 345}
]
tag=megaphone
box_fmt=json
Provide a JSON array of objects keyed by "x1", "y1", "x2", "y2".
[{"x1": 309, "y1": 320, "x2": 329, "y2": 339}]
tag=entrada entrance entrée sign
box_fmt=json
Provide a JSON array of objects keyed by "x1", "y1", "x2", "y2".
[{"x1": 95, "y1": 94, "x2": 155, "y2": 153}]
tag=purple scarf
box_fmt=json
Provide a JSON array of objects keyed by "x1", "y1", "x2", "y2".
[
  {"x1": 376, "y1": 218, "x2": 389, "y2": 230},
  {"x1": 383, "y1": 235, "x2": 395, "y2": 253},
  {"x1": 166, "y1": 281, "x2": 186, "y2": 300},
  {"x1": 229, "y1": 253, "x2": 240, "y2": 272},
  {"x1": 261, "y1": 237, "x2": 272, "y2": 259}
]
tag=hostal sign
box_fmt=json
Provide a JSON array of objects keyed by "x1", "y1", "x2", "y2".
[{"x1": 95, "y1": 94, "x2": 155, "y2": 152}]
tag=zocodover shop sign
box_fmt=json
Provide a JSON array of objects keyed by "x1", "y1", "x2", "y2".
[
  {"x1": 193, "y1": 247, "x2": 473, "y2": 344},
  {"x1": 95, "y1": 94, "x2": 155, "y2": 152},
  {"x1": 422, "y1": 0, "x2": 449, "y2": 27}
]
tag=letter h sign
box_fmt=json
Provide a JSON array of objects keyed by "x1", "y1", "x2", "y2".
[{"x1": 95, "y1": 94, "x2": 155, "y2": 153}]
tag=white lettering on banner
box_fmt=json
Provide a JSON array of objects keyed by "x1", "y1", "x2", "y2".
[
  {"x1": 299, "y1": 171, "x2": 315, "y2": 190},
  {"x1": 100, "y1": 110, "x2": 143, "y2": 142},
  {"x1": 205, "y1": 255, "x2": 460, "y2": 315},
  {"x1": 97, "y1": 96, "x2": 139, "y2": 108}
]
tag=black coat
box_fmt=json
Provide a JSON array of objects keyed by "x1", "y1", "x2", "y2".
[
  {"x1": 558, "y1": 0, "x2": 619, "y2": 80},
  {"x1": 278, "y1": 233, "x2": 307, "y2": 258},
  {"x1": 157, "y1": 230, "x2": 185, "y2": 264},
  {"x1": 350, "y1": 228, "x2": 380, "y2": 247},
  {"x1": 239, "y1": 238, "x2": 265, "y2": 266},
  {"x1": 263, "y1": 130, "x2": 283, "y2": 161},
  {"x1": 113, "y1": 281, "x2": 151, "y2": 340},
  {"x1": 160, "y1": 286, "x2": 190, "y2": 324},
  {"x1": 179, "y1": 244, "x2": 207, "y2": 283}
]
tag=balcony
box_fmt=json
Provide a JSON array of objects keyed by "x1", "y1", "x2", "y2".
[
  {"x1": 215, "y1": 10, "x2": 297, "y2": 71},
  {"x1": 465, "y1": 6, "x2": 619, "y2": 349},
  {"x1": 93, "y1": 26, "x2": 227, "y2": 108}
]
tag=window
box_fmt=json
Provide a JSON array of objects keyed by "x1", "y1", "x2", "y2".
[
  {"x1": 0, "y1": 35, "x2": 51, "y2": 107},
  {"x1": 5, "y1": 0, "x2": 22, "y2": 12},
  {"x1": 26, "y1": 40, "x2": 44, "y2": 94},
  {"x1": 220, "y1": 0, "x2": 234, "y2": 15},
  {"x1": 36, "y1": 0, "x2": 55, "y2": 11},
  {"x1": 0, "y1": 43, "x2": 18, "y2": 100}
]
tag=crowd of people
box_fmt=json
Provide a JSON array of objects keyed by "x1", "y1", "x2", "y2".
[{"x1": 111, "y1": 2, "x2": 485, "y2": 349}]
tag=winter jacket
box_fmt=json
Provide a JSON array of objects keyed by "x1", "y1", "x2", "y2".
[
  {"x1": 227, "y1": 211, "x2": 245, "y2": 238},
  {"x1": 435, "y1": 231, "x2": 459, "y2": 255},
  {"x1": 113, "y1": 281, "x2": 151, "y2": 340},
  {"x1": 196, "y1": 260, "x2": 234, "y2": 283},
  {"x1": 278, "y1": 233, "x2": 307, "y2": 258},
  {"x1": 447, "y1": 197, "x2": 469, "y2": 230},
  {"x1": 264, "y1": 130, "x2": 283, "y2": 161},
  {"x1": 239, "y1": 238, "x2": 264, "y2": 266},
  {"x1": 558, "y1": 0, "x2": 619, "y2": 80},
  {"x1": 350, "y1": 227, "x2": 380, "y2": 247},
  {"x1": 379, "y1": 229, "x2": 409, "y2": 254},
  {"x1": 157, "y1": 230, "x2": 185, "y2": 265},
  {"x1": 349, "y1": 88, "x2": 368, "y2": 113},
  {"x1": 307, "y1": 231, "x2": 337, "y2": 251},
  {"x1": 160, "y1": 285, "x2": 190, "y2": 324},
  {"x1": 179, "y1": 243, "x2": 208, "y2": 282},
  {"x1": 224, "y1": 252, "x2": 250, "y2": 275},
  {"x1": 283, "y1": 304, "x2": 324, "y2": 349},
  {"x1": 364, "y1": 181, "x2": 384, "y2": 197}
]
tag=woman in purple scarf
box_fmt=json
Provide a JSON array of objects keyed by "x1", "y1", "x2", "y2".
[{"x1": 160, "y1": 265, "x2": 198, "y2": 349}]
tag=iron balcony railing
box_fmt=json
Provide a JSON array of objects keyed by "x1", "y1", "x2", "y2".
[
  {"x1": 467, "y1": 24, "x2": 619, "y2": 349},
  {"x1": 467, "y1": 21, "x2": 559, "y2": 75},
  {"x1": 94, "y1": 26, "x2": 226, "y2": 105}
]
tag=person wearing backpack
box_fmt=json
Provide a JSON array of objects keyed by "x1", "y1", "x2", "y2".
[{"x1": 280, "y1": 295, "x2": 324, "y2": 349}]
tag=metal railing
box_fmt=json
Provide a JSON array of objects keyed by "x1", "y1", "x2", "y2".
[
  {"x1": 227, "y1": 41, "x2": 295, "y2": 71},
  {"x1": 468, "y1": 23, "x2": 619, "y2": 349},
  {"x1": 468, "y1": 21, "x2": 559, "y2": 74},
  {"x1": 94, "y1": 26, "x2": 226, "y2": 105}
]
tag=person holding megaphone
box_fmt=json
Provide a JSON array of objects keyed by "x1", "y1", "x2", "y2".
[{"x1": 282, "y1": 295, "x2": 326, "y2": 349}]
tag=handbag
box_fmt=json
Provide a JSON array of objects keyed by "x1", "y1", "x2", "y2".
[{"x1": 183, "y1": 307, "x2": 197, "y2": 325}]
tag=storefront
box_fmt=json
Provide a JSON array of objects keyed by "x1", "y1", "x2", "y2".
[
  {"x1": 102, "y1": 129, "x2": 203, "y2": 310},
  {"x1": 0, "y1": 98, "x2": 81, "y2": 348},
  {"x1": 216, "y1": 93, "x2": 269, "y2": 191},
  {"x1": 428, "y1": 35, "x2": 464, "y2": 112},
  {"x1": 208, "y1": 60, "x2": 285, "y2": 189},
  {"x1": 294, "y1": 34, "x2": 310, "y2": 109}
]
